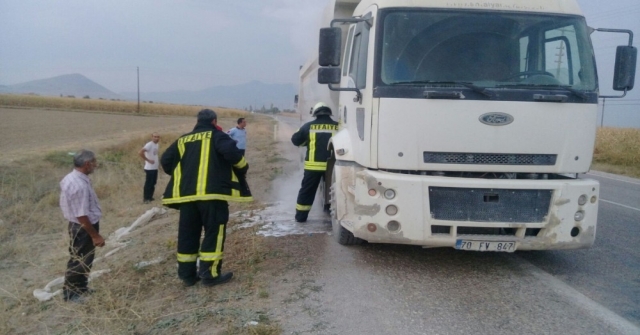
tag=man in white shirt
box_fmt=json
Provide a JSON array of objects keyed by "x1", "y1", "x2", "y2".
[
  {"x1": 138, "y1": 133, "x2": 160, "y2": 203},
  {"x1": 59, "y1": 149, "x2": 105, "y2": 302},
  {"x1": 227, "y1": 118, "x2": 247, "y2": 155}
]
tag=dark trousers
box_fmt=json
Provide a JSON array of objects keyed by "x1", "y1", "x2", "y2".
[
  {"x1": 238, "y1": 149, "x2": 245, "y2": 156},
  {"x1": 177, "y1": 200, "x2": 229, "y2": 282},
  {"x1": 64, "y1": 222, "x2": 98, "y2": 298},
  {"x1": 295, "y1": 170, "x2": 325, "y2": 222},
  {"x1": 143, "y1": 169, "x2": 158, "y2": 201}
]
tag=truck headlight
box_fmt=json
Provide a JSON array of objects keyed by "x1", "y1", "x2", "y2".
[
  {"x1": 387, "y1": 221, "x2": 400, "y2": 232},
  {"x1": 578, "y1": 194, "x2": 588, "y2": 206},
  {"x1": 384, "y1": 189, "x2": 396, "y2": 200},
  {"x1": 386, "y1": 205, "x2": 398, "y2": 216}
]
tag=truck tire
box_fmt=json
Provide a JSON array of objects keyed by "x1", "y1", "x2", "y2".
[{"x1": 330, "y1": 168, "x2": 363, "y2": 245}]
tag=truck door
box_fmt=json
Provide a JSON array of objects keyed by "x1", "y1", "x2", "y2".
[{"x1": 340, "y1": 6, "x2": 377, "y2": 167}]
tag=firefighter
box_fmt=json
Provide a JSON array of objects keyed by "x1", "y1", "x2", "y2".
[
  {"x1": 161, "y1": 109, "x2": 252, "y2": 287},
  {"x1": 291, "y1": 102, "x2": 338, "y2": 222}
]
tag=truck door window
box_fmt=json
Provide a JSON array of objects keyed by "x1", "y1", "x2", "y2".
[
  {"x1": 348, "y1": 18, "x2": 371, "y2": 89},
  {"x1": 348, "y1": 33, "x2": 362, "y2": 82},
  {"x1": 343, "y1": 26, "x2": 355, "y2": 77}
]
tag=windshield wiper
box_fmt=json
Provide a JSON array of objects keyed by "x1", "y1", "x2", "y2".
[
  {"x1": 497, "y1": 84, "x2": 588, "y2": 100},
  {"x1": 391, "y1": 80, "x2": 493, "y2": 98}
]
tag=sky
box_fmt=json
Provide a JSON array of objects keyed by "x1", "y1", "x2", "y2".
[
  {"x1": 0, "y1": 0, "x2": 326, "y2": 92},
  {"x1": 0, "y1": 0, "x2": 638, "y2": 127}
]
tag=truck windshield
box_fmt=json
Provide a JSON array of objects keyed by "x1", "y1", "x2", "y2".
[{"x1": 378, "y1": 10, "x2": 597, "y2": 91}]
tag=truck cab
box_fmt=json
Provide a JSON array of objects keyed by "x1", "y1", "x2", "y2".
[{"x1": 299, "y1": 0, "x2": 636, "y2": 251}]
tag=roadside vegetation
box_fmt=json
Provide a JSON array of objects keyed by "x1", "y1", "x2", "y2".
[
  {"x1": 0, "y1": 95, "x2": 285, "y2": 334},
  {"x1": 0, "y1": 94, "x2": 243, "y2": 117},
  {"x1": 593, "y1": 127, "x2": 640, "y2": 178}
]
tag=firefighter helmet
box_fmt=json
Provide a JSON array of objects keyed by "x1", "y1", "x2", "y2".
[{"x1": 311, "y1": 102, "x2": 332, "y2": 117}]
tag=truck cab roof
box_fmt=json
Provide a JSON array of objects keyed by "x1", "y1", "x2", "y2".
[{"x1": 345, "y1": 0, "x2": 583, "y2": 16}]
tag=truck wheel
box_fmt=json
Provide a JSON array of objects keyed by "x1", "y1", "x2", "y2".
[{"x1": 330, "y1": 168, "x2": 363, "y2": 245}]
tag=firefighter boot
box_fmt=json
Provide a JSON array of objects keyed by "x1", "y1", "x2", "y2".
[
  {"x1": 201, "y1": 272, "x2": 233, "y2": 287},
  {"x1": 295, "y1": 210, "x2": 309, "y2": 223},
  {"x1": 199, "y1": 260, "x2": 233, "y2": 287}
]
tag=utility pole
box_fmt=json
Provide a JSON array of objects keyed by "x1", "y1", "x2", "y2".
[
  {"x1": 554, "y1": 42, "x2": 566, "y2": 78},
  {"x1": 137, "y1": 66, "x2": 140, "y2": 113},
  {"x1": 600, "y1": 97, "x2": 606, "y2": 127}
]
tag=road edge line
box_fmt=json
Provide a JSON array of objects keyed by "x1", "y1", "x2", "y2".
[{"x1": 513, "y1": 256, "x2": 640, "y2": 335}]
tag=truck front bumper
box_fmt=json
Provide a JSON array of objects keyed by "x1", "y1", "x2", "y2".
[{"x1": 338, "y1": 168, "x2": 598, "y2": 250}]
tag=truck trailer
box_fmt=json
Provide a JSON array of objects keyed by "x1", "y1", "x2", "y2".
[{"x1": 297, "y1": 0, "x2": 637, "y2": 251}]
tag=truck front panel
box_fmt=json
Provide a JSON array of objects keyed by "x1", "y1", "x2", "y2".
[
  {"x1": 334, "y1": 166, "x2": 597, "y2": 250},
  {"x1": 376, "y1": 98, "x2": 598, "y2": 173}
]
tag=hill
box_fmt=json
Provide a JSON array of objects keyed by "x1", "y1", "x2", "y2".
[
  {"x1": 2, "y1": 74, "x2": 297, "y2": 110},
  {"x1": 121, "y1": 80, "x2": 297, "y2": 110},
  {"x1": 2, "y1": 74, "x2": 121, "y2": 99}
]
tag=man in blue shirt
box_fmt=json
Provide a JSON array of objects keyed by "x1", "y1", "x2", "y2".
[{"x1": 227, "y1": 118, "x2": 247, "y2": 155}]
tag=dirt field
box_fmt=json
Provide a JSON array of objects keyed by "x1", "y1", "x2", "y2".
[{"x1": 0, "y1": 107, "x2": 199, "y2": 163}]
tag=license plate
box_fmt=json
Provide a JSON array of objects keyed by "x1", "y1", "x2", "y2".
[{"x1": 455, "y1": 240, "x2": 516, "y2": 252}]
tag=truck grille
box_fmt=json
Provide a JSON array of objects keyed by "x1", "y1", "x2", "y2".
[
  {"x1": 423, "y1": 152, "x2": 557, "y2": 165},
  {"x1": 429, "y1": 187, "x2": 552, "y2": 222}
]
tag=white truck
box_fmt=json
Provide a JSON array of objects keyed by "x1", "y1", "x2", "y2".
[{"x1": 297, "y1": 0, "x2": 637, "y2": 251}]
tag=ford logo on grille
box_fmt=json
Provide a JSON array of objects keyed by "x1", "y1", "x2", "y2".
[{"x1": 479, "y1": 113, "x2": 514, "y2": 126}]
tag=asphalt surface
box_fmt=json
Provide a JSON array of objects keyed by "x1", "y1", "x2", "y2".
[{"x1": 272, "y1": 115, "x2": 640, "y2": 335}]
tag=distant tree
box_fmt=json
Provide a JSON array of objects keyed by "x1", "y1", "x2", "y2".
[
  {"x1": 67, "y1": 95, "x2": 75, "y2": 98},
  {"x1": 264, "y1": 105, "x2": 279, "y2": 114},
  {"x1": 83, "y1": 95, "x2": 90, "y2": 99},
  {"x1": 60, "y1": 94, "x2": 63, "y2": 97}
]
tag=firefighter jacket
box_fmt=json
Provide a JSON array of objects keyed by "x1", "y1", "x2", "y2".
[
  {"x1": 161, "y1": 122, "x2": 252, "y2": 208},
  {"x1": 291, "y1": 115, "x2": 338, "y2": 171}
]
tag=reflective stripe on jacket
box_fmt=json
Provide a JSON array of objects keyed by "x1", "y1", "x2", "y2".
[
  {"x1": 161, "y1": 122, "x2": 252, "y2": 207},
  {"x1": 291, "y1": 115, "x2": 338, "y2": 171}
]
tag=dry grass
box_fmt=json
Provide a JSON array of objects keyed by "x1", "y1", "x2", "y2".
[
  {"x1": 592, "y1": 127, "x2": 640, "y2": 178},
  {"x1": 0, "y1": 94, "x2": 245, "y2": 119},
  {"x1": 276, "y1": 111, "x2": 301, "y2": 119},
  {"x1": 0, "y1": 106, "x2": 284, "y2": 334}
]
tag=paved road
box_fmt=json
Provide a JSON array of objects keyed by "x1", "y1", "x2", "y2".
[{"x1": 271, "y1": 116, "x2": 640, "y2": 335}]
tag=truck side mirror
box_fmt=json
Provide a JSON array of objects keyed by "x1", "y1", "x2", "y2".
[
  {"x1": 613, "y1": 46, "x2": 637, "y2": 91},
  {"x1": 319, "y1": 28, "x2": 342, "y2": 67},
  {"x1": 318, "y1": 67, "x2": 341, "y2": 84}
]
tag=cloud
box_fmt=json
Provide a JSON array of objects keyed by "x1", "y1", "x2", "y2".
[{"x1": 261, "y1": 0, "x2": 329, "y2": 58}]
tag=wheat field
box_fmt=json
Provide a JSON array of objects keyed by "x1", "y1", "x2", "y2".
[{"x1": 593, "y1": 127, "x2": 640, "y2": 178}]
